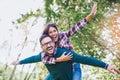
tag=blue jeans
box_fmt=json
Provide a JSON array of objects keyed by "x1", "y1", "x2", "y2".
[
  {"x1": 45, "y1": 63, "x2": 82, "y2": 80},
  {"x1": 44, "y1": 74, "x2": 53, "y2": 80},
  {"x1": 44, "y1": 74, "x2": 51, "y2": 80},
  {"x1": 72, "y1": 63, "x2": 82, "y2": 80}
]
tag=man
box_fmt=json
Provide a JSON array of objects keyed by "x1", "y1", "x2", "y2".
[{"x1": 12, "y1": 34, "x2": 120, "y2": 80}]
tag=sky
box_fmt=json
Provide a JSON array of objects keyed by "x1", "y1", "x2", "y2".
[{"x1": 0, "y1": 0, "x2": 45, "y2": 72}]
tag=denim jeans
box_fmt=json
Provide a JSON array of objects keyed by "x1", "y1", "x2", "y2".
[
  {"x1": 44, "y1": 73, "x2": 51, "y2": 80},
  {"x1": 45, "y1": 63, "x2": 82, "y2": 80},
  {"x1": 72, "y1": 63, "x2": 82, "y2": 80},
  {"x1": 44, "y1": 74, "x2": 53, "y2": 80}
]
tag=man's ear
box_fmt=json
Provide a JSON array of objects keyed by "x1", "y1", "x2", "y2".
[{"x1": 41, "y1": 45, "x2": 44, "y2": 50}]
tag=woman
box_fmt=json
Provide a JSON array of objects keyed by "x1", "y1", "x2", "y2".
[{"x1": 42, "y1": 2, "x2": 97, "y2": 80}]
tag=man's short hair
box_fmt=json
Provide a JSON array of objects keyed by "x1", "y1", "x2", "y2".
[{"x1": 39, "y1": 34, "x2": 53, "y2": 44}]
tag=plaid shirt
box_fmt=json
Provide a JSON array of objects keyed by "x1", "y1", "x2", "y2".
[
  {"x1": 41, "y1": 47, "x2": 57, "y2": 64},
  {"x1": 42, "y1": 18, "x2": 87, "y2": 64}
]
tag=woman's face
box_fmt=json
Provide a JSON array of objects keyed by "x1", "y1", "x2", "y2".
[{"x1": 48, "y1": 27, "x2": 59, "y2": 42}]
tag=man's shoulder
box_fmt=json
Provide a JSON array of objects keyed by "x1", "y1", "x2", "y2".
[
  {"x1": 35, "y1": 51, "x2": 43, "y2": 57},
  {"x1": 57, "y1": 47, "x2": 67, "y2": 49},
  {"x1": 57, "y1": 47, "x2": 70, "y2": 52},
  {"x1": 36, "y1": 51, "x2": 42, "y2": 54}
]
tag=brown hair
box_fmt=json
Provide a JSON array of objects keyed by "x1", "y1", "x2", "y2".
[{"x1": 42, "y1": 23, "x2": 59, "y2": 35}]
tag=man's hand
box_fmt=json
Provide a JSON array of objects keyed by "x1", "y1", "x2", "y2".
[
  {"x1": 107, "y1": 65, "x2": 120, "y2": 74},
  {"x1": 11, "y1": 61, "x2": 19, "y2": 65},
  {"x1": 56, "y1": 52, "x2": 73, "y2": 62}
]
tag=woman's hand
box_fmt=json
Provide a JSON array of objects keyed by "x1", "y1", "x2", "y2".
[
  {"x1": 90, "y1": 2, "x2": 97, "y2": 16},
  {"x1": 56, "y1": 52, "x2": 73, "y2": 62},
  {"x1": 86, "y1": 2, "x2": 97, "y2": 21}
]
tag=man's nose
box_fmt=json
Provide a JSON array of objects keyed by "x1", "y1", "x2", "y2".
[{"x1": 47, "y1": 43, "x2": 51, "y2": 46}]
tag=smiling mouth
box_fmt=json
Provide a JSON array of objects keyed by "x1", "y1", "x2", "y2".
[
  {"x1": 53, "y1": 36, "x2": 57, "y2": 39},
  {"x1": 53, "y1": 36, "x2": 58, "y2": 41},
  {"x1": 47, "y1": 46, "x2": 53, "y2": 51},
  {"x1": 52, "y1": 35, "x2": 57, "y2": 39}
]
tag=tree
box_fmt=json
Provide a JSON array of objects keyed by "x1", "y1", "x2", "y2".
[{"x1": 14, "y1": 0, "x2": 120, "y2": 79}]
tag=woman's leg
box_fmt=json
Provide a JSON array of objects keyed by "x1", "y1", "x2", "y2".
[
  {"x1": 72, "y1": 63, "x2": 82, "y2": 80},
  {"x1": 44, "y1": 73, "x2": 51, "y2": 80}
]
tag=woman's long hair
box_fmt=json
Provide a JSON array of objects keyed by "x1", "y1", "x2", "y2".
[{"x1": 42, "y1": 23, "x2": 59, "y2": 35}]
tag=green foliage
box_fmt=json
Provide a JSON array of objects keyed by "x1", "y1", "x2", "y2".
[
  {"x1": 82, "y1": 65, "x2": 120, "y2": 80},
  {"x1": 0, "y1": 64, "x2": 37, "y2": 80},
  {"x1": 43, "y1": 0, "x2": 120, "y2": 79},
  {"x1": 15, "y1": 0, "x2": 120, "y2": 79},
  {"x1": 82, "y1": 54, "x2": 120, "y2": 80},
  {"x1": 43, "y1": 0, "x2": 120, "y2": 59},
  {"x1": 17, "y1": 9, "x2": 41, "y2": 23},
  {"x1": 37, "y1": 63, "x2": 48, "y2": 80}
]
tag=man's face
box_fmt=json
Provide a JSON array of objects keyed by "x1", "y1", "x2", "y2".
[{"x1": 41, "y1": 36, "x2": 55, "y2": 55}]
